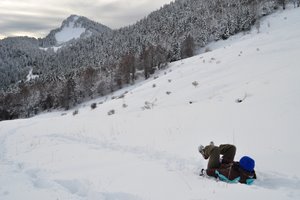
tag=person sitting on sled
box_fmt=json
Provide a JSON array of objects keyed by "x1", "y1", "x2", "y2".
[{"x1": 199, "y1": 142, "x2": 257, "y2": 185}]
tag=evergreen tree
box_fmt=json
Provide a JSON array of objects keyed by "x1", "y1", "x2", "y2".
[{"x1": 181, "y1": 35, "x2": 195, "y2": 59}]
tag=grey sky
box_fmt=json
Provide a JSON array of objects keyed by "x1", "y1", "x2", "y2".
[{"x1": 0, "y1": 0, "x2": 173, "y2": 39}]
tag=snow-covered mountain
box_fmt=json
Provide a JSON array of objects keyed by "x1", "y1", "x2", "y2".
[
  {"x1": 40, "y1": 15, "x2": 112, "y2": 47},
  {"x1": 0, "y1": 6, "x2": 299, "y2": 200},
  {"x1": 1, "y1": 0, "x2": 280, "y2": 119}
]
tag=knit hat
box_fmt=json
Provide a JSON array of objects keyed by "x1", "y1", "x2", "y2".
[{"x1": 239, "y1": 156, "x2": 255, "y2": 172}]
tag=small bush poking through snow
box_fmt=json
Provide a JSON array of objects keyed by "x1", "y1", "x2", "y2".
[
  {"x1": 123, "y1": 104, "x2": 128, "y2": 108},
  {"x1": 91, "y1": 103, "x2": 97, "y2": 109},
  {"x1": 118, "y1": 94, "x2": 125, "y2": 99},
  {"x1": 143, "y1": 102, "x2": 152, "y2": 110},
  {"x1": 73, "y1": 110, "x2": 79, "y2": 116},
  {"x1": 152, "y1": 84, "x2": 156, "y2": 88},
  {"x1": 168, "y1": 79, "x2": 172, "y2": 83},
  {"x1": 192, "y1": 81, "x2": 199, "y2": 87},
  {"x1": 108, "y1": 110, "x2": 115, "y2": 115},
  {"x1": 166, "y1": 91, "x2": 172, "y2": 95},
  {"x1": 142, "y1": 99, "x2": 157, "y2": 110}
]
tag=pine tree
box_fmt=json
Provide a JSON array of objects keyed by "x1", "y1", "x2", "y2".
[
  {"x1": 181, "y1": 35, "x2": 195, "y2": 59},
  {"x1": 278, "y1": 0, "x2": 286, "y2": 9}
]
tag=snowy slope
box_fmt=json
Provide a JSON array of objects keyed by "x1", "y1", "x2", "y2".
[
  {"x1": 55, "y1": 15, "x2": 86, "y2": 45},
  {"x1": 1, "y1": 7, "x2": 300, "y2": 200}
]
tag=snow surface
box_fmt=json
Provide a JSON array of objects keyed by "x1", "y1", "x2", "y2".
[
  {"x1": 26, "y1": 68, "x2": 39, "y2": 82},
  {"x1": 1, "y1": 7, "x2": 300, "y2": 200},
  {"x1": 39, "y1": 46, "x2": 62, "y2": 53},
  {"x1": 55, "y1": 16, "x2": 86, "y2": 45}
]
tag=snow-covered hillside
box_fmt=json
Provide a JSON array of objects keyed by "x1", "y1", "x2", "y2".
[
  {"x1": 55, "y1": 15, "x2": 86, "y2": 45},
  {"x1": 1, "y1": 6, "x2": 300, "y2": 200}
]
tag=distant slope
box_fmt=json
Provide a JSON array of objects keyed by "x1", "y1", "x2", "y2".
[
  {"x1": 0, "y1": 6, "x2": 299, "y2": 200},
  {"x1": 0, "y1": 36, "x2": 47, "y2": 89},
  {"x1": 0, "y1": 14, "x2": 112, "y2": 92}
]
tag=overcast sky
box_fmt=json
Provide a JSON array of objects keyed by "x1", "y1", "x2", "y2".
[{"x1": 0, "y1": 0, "x2": 173, "y2": 39}]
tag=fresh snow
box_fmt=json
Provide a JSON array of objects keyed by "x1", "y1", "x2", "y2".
[
  {"x1": 55, "y1": 16, "x2": 86, "y2": 45},
  {"x1": 39, "y1": 46, "x2": 63, "y2": 53},
  {"x1": 26, "y1": 68, "x2": 39, "y2": 82},
  {"x1": 1, "y1": 7, "x2": 300, "y2": 200}
]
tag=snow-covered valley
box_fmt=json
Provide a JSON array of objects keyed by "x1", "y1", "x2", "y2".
[{"x1": 0, "y1": 6, "x2": 300, "y2": 200}]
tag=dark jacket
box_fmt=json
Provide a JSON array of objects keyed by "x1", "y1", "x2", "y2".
[{"x1": 206, "y1": 162, "x2": 257, "y2": 184}]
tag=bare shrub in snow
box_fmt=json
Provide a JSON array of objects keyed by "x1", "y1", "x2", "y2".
[
  {"x1": 108, "y1": 109, "x2": 115, "y2": 115},
  {"x1": 166, "y1": 91, "x2": 172, "y2": 95},
  {"x1": 91, "y1": 103, "x2": 97, "y2": 109},
  {"x1": 73, "y1": 110, "x2": 79, "y2": 116},
  {"x1": 192, "y1": 81, "x2": 199, "y2": 87},
  {"x1": 142, "y1": 99, "x2": 157, "y2": 110},
  {"x1": 152, "y1": 84, "x2": 156, "y2": 88},
  {"x1": 118, "y1": 94, "x2": 125, "y2": 99},
  {"x1": 143, "y1": 102, "x2": 152, "y2": 110}
]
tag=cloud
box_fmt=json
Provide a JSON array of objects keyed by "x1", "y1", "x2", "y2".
[
  {"x1": 0, "y1": 16, "x2": 61, "y2": 38},
  {"x1": 0, "y1": 0, "x2": 173, "y2": 39},
  {"x1": 0, "y1": 0, "x2": 70, "y2": 38}
]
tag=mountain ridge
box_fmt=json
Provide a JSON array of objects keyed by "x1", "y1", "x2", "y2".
[{"x1": 39, "y1": 14, "x2": 112, "y2": 47}]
